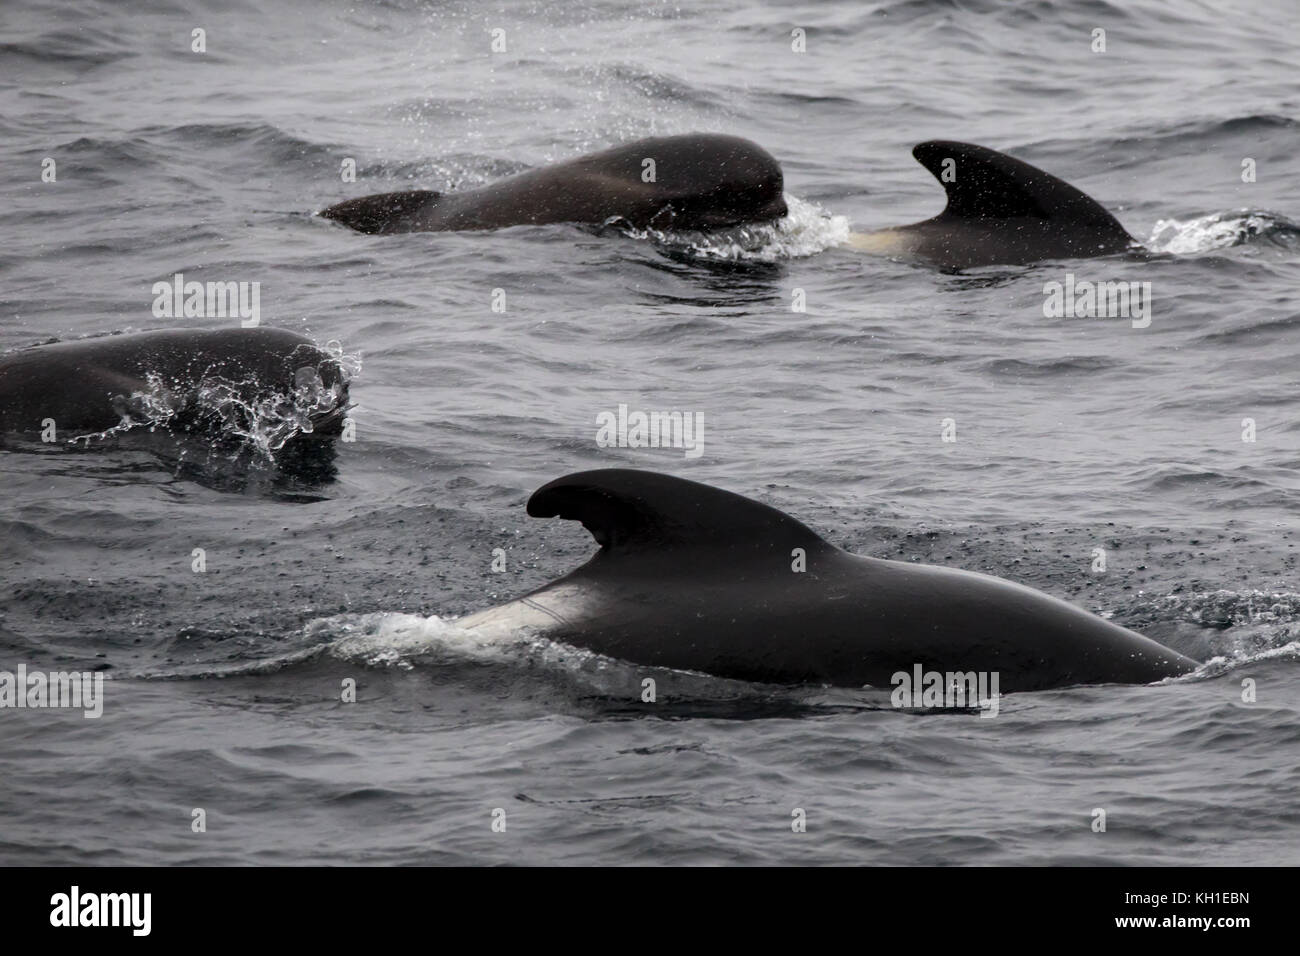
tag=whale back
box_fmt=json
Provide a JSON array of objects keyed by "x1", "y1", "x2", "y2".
[
  {"x1": 318, "y1": 134, "x2": 787, "y2": 234},
  {"x1": 462, "y1": 469, "x2": 1200, "y2": 689},
  {"x1": 0, "y1": 328, "x2": 348, "y2": 436}
]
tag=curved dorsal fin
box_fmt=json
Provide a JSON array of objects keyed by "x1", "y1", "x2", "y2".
[
  {"x1": 912, "y1": 140, "x2": 1130, "y2": 237},
  {"x1": 527, "y1": 469, "x2": 832, "y2": 556}
]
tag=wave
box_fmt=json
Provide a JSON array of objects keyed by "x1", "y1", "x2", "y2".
[
  {"x1": 1199, "y1": 313, "x2": 1300, "y2": 345},
  {"x1": 980, "y1": 356, "x2": 1117, "y2": 378},
  {"x1": 1146, "y1": 209, "x2": 1300, "y2": 254},
  {"x1": 0, "y1": 26, "x2": 135, "y2": 73},
  {"x1": 1127, "y1": 114, "x2": 1297, "y2": 151},
  {"x1": 1128, "y1": 588, "x2": 1300, "y2": 681},
  {"x1": 1138, "y1": 588, "x2": 1300, "y2": 630}
]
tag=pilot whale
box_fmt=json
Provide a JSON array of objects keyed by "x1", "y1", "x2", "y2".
[
  {"x1": 848, "y1": 140, "x2": 1138, "y2": 269},
  {"x1": 319, "y1": 133, "x2": 787, "y2": 234},
  {"x1": 458, "y1": 469, "x2": 1198, "y2": 693},
  {"x1": 323, "y1": 133, "x2": 1135, "y2": 268},
  {"x1": 0, "y1": 327, "x2": 349, "y2": 440}
]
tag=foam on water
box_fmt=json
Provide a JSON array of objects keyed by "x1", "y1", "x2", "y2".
[
  {"x1": 620, "y1": 194, "x2": 851, "y2": 261},
  {"x1": 306, "y1": 610, "x2": 791, "y2": 704},
  {"x1": 1191, "y1": 640, "x2": 1300, "y2": 680},
  {"x1": 1146, "y1": 209, "x2": 1300, "y2": 254},
  {"x1": 319, "y1": 611, "x2": 532, "y2": 669},
  {"x1": 317, "y1": 610, "x2": 664, "y2": 683},
  {"x1": 1138, "y1": 588, "x2": 1300, "y2": 631}
]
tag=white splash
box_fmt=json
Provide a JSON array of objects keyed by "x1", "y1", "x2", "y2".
[
  {"x1": 625, "y1": 194, "x2": 852, "y2": 262},
  {"x1": 1191, "y1": 639, "x2": 1300, "y2": 680},
  {"x1": 307, "y1": 609, "x2": 753, "y2": 697},
  {"x1": 1146, "y1": 209, "x2": 1289, "y2": 254},
  {"x1": 68, "y1": 340, "x2": 359, "y2": 460},
  {"x1": 318, "y1": 612, "x2": 527, "y2": 669}
]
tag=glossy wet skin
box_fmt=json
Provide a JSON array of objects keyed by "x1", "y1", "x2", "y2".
[
  {"x1": 322, "y1": 132, "x2": 1141, "y2": 272},
  {"x1": 319, "y1": 133, "x2": 788, "y2": 234},
  {"x1": 461, "y1": 469, "x2": 1199, "y2": 692},
  {"x1": 850, "y1": 140, "x2": 1137, "y2": 269},
  {"x1": 0, "y1": 327, "x2": 348, "y2": 436}
]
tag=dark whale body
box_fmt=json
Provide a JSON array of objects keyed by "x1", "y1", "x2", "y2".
[
  {"x1": 321, "y1": 133, "x2": 1136, "y2": 268},
  {"x1": 851, "y1": 140, "x2": 1138, "y2": 269},
  {"x1": 0, "y1": 327, "x2": 349, "y2": 441},
  {"x1": 459, "y1": 469, "x2": 1198, "y2": 693},
  {"x1": 319, "y1": 134, "x2": 788, "y2": 234}
]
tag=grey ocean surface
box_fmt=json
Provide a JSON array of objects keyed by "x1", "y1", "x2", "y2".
[{"x1": 1, "y1": 0, "x2": 1299, "y2": 864}]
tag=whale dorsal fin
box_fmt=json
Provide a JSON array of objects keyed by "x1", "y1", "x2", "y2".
[
  {"x1": 318, "y1": 189, "x2": 441, "y2": 234},
  {"x1": 527, "y1": 469, "x2": 832, "y2": 556},
  {"x1": 911, "y1": 140, "x2": 1130, "y2": 238}
]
